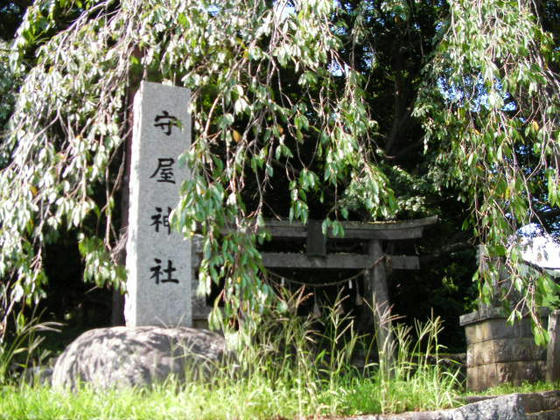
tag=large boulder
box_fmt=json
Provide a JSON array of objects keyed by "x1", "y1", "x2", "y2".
[{"x1": 51, "y1": 326, "x2": 228, "y2": 389}]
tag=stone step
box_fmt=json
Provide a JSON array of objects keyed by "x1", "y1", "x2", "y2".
[
  {"x1": 519, "y1": 390, "x2": 560, "y2": 413},
  {"x1": 526, "y1": 409, "x2": 560, "y2": 420}
]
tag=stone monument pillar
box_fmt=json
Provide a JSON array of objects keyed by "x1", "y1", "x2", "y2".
[{"x1": 125, "y1": 81, "x2": 192, "y2": 327}]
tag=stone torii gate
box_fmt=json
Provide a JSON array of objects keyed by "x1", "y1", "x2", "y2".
[{"x1": 192, "y1": 216, "x2": 438, "y2": 356}]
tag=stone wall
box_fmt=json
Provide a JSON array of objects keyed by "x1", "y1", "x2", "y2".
[{"x1": 460, "y1": 306, "x2": 548, "y2": 392}]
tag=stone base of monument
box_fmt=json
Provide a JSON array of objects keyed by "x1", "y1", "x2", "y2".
[
  {"x1": 51, "y1": 326, "x2": 227, "y2": 389},
  {"x1": 460, "y1": 306, "x2": 548, "y2": 392}
]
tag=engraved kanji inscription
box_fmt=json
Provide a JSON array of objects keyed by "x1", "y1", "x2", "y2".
[
  {"x1": 150, "y1": 258, "x2": 179, "y2": 284},
  {"x1": 154, "y1": 110, "x2": 179, "y2": 136},
  {"x1": 150, "y1": 158, "x2": 175, "y2": 183}
]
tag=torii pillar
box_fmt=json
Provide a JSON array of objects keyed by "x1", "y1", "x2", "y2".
[{"x1": 366, "y1": 239, "x2": 394, "y2": 366}]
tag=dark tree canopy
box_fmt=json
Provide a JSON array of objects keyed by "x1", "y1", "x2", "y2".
[{"x1": 0, "y1": 1, "x2": 31, "y2": 41}]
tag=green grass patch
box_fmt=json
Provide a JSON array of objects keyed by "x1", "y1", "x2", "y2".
[
  {"x1": 0, "y1": 295, "x2": 465, "y2": 419},
  {"x1": 0, "y1": 368, "x2": 461, "y2": 420},
  {"x1": 3, "y1": 295, "x2": 560, "y2": 418},
  {"x1": 470, "y1": 380, "x2": 560, "y2": 397},
  {"x1": 3, "y1": 378, "x2": 559, "y2": 419}
]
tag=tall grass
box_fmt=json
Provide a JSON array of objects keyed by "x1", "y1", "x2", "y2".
[
  {"x1": 371, "y1": 316, "x2": 463, "y2": 414},
  {"x1": 0, "y1": 309, "x2": 60, "y2": 385},
  {"x1": 205, "y1": 289, "x2": 463, "y2": 417},
  {"x1": 0, "y1": 291, "x2": 463, "y2": 419}
]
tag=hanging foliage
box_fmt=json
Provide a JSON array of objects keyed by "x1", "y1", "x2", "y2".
[
  {"x1": 0, "y1": 0, "x2": 558, "y2": 337},
  {"x1": 0, "y1": 0, "x2": 397, "y2": 332},
  {"x1": 415, "y1": 0, "x2": 560, "y2": 336}
]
